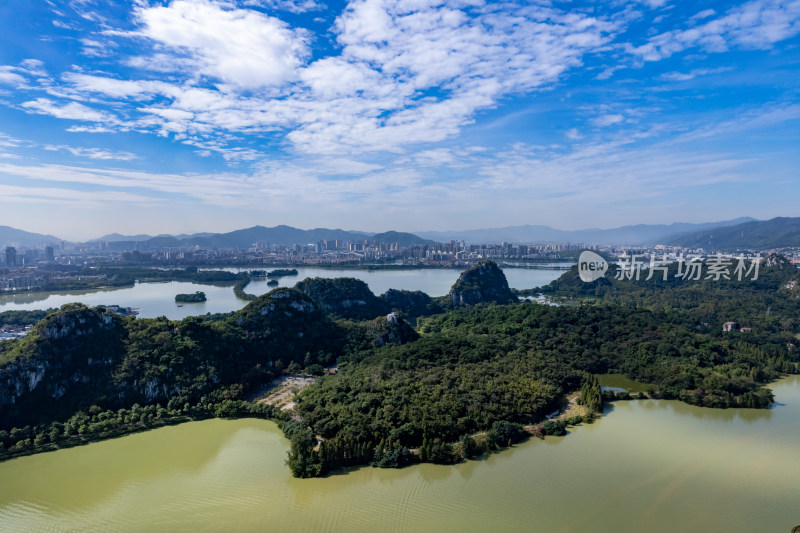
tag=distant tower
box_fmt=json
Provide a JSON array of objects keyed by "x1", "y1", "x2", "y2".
[
  {"x1": 45, "y1": 246, "x2": 55, "y2": 262},
  {"x1": 4, "y1": 247, "x2": 17, "y2": 268}
]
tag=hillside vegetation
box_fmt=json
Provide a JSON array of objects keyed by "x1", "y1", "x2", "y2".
[{"x1": 1, "y1": 259, "x2": 798, "y2": 476}]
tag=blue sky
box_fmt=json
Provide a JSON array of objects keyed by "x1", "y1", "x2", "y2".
[{"x1": 0, "y1": 0, "x2": 798, "y2": 240}]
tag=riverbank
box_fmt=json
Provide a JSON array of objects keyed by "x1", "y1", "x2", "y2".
[
  {"x1": 0, "y1": 397, "x2": 282, "y2": 465},
  {"x1": 3, "y1": 377, "x2": 796, "y2": 532}
]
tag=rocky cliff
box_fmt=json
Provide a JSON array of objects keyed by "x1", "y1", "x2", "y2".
[
  {"x1": 368, "y1": 313, "x2": 420, "y2": 347},
  {"x1": 0, "y1": 304, "x2": 127, "y2": 426},
  {"x1": 0, "y1": 290, "x2": 347, "y2": 429},
  {"x1": 448, "y1": 260, "x2": 517, "y2": 306},
  {"x1": 294, "y1": 277, "x2": 389, "y2": 319}
]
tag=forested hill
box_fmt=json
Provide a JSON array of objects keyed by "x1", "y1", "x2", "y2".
[
  {"x1": 1, "y1": 259, "x2": 798, "y2": 476},
  {"x1": 0, "y1": 289, "x2": 343, "y2": 429},
  {"x1": 669, "y1": 217, "x2": 800, "y2": 250},
  {"x1": 535, "y1": 253, "x2": 800, "y2": 335}
]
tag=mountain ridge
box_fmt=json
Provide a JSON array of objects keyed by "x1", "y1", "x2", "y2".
[
  {"x1": 668, "y1": 217, "x2": 800, "y2": 250},
  {"x1": 1, "y1": 217, "x2": 789, "y2": 250},
  {"x1": 417, "y1": 217, "x2": 757, "y2": 245},
  {"x1": 0, "y1": 226, "x2": 62, "y2": 248}
]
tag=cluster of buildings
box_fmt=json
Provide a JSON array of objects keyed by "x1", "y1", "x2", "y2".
[
  {"x1": 1, "y1": 237, "x2": 799, "y2": 290},
  {"x1": 33, "y1": 240, "x2": 598, "y2": 267},
  {"x1": 0, "y1": 323, "x2": 33, "y2": 340},
  {"x1": 4, "y1": 246, "x2": 56, "y2": 268}
]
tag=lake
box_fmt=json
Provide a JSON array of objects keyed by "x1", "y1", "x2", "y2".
[
  {"x1": 0, "y1": 267, "x2": 564, "y2": 320},
  {"x1": 0, "y1": 376, "x2": 797, "y2": 532}
]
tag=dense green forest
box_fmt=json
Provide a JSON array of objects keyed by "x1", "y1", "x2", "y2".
[
  {"x1": 233, "y1": 279, "x2": 258, "y2": 300},
  {"x1": 20, "y1": 266, "x2": 245, "y2": 293},
  {"x1": 0, "y1": 309, "x2": 56, "y2": 326},
  {"x1": 175, "y1": 291, "x2": 207, "y2": 303},
  {"x1": 286, "y1": 300, "x2": 791, "y2": 476},
  {"x1": 1, "y1": 258, "x2": 798, "y2": 477},
  {"x1": 284, "y1": 255, "x2": 799, "y2": 476},
  {"x1": 267, "y1": 269, "x2": 298, "y2": 277}
]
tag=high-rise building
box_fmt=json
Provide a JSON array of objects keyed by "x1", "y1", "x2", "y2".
[
  {"x1": 4, "y1": 247, "x2": 16, "y2": 268},
  {"x1": 45, "y1": 246, "x2": 55, "y2": 262}
]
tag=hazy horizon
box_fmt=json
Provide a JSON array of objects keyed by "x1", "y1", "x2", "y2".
[{"x1": 0, "y1": 215, "x2": 770, "y2": 243}]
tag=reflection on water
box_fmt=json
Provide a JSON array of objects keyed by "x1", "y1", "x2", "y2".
[
  {"x1": 0, "y1": 291, "x2": 67, "y2": 306},
  {"x1": 596, "y1": 373, "x2": 650, "y2": 392},
  {"x1": 0, "y1": 376, "x2": 798, "y2": 532},
  {"x1": 640, "y1": 396, "x2": 775, "y2": 423}
]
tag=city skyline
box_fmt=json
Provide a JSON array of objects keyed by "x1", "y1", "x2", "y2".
[{"x1": 0, "y1": 0, "x2": 798, "y2": 240}]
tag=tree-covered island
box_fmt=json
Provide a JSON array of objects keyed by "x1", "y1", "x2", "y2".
[
  {"x1": 267, "y1": 268, "x2": 299, "y2": 278},
  {"x1": 175, "y1": 291, "x2": 207, "y2": 303},
  {"x1": 1, "y1": 257, "x2": 798, "y2": 477}
]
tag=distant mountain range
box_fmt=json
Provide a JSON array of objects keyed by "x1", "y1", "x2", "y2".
[
  {"x1": 3, "y1": 217, "x2": 799, "y2": 251},
  {"x1": 94, "y1": 232, "x2": 215, "y2": 242},
  {"x1": 669, "y1": 217, "x2": 800, "y2": 250},
  {"x1": 0, "y1": 226, "x2": 61, "y2": 248},
  {"x1": 93, "y1": 225, "x2": 434, "y2": 249},
  {"x1": 417, "y1": 218, "x2": 757, "y2": 245}
]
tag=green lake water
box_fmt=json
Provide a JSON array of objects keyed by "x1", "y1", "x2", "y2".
[{"x1": 1, "y1": 376, "x2": 798, "y2": 532}]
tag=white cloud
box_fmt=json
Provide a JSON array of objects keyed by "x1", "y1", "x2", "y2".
[
  {"x1": 66, "y1": 125, "x2": 118, "y2": 133},
  {"x1": 282, "y1": 0, "x2": 616, "y2": 152},
  {"x1": 0, "y1": 184, "x2": 160, "y2": 207},
  {"x1": 592, "y1": 114, "x2": 624, "y2": 127},
  {"x1": 28, "y1": 1, "x2": 616, "y2": 156},
  {"x1": 80, "y1": 38, "x2": 117, "y2": 58},
  {"x1": 0, "y1": 67, "x2": 26, "y2": 87},
  {"x1": 691, "y1": 9, "x2": 717, "y2": 20},
  {"x1": 630, "y1": 0, "x2": 800, "y2": 61},
  {"x1": 0, "y1": 162, "x2": 256, "y2": 206},
  {"x1": 635, "y1": 0, "x2": 669, "y2": 8},
  {"x1": 0, "y1": 133, "x2": 25, "y2": 159},
  {"x1": 52, "y1": 19, "x2": 77, "y2": 30},
  {"x1": 62, "y1": 73, "x2": 173, "y2": 98},
  {"x1": 0, "y1": 133, "x2": 22, "y2": 149},
  {"x1": 21, "y1": 98, "x2": 111, "y2": 121},
  {"x1": 44, "y1": 144, "x2": 139, "y2": 161},
  {"x1": 130, "y1": 0, "x2": 311, "y2": 89},
  {"x1": 242, "y1": 0, "x2": 324, "y2": 13},
  {"x1": 410, "y1": 148, "x2": 456, "y2": 166},
  {"x1": 19, "y1": 59, "x2": 47, "y2": 77},
  {"x1": 0, "y1": 59, "x2": 46, "y2": 88},
  {"x1": 659, "y1": 66, "x2": 732, "y2": 81},
  {"x1": 0, "y1": 99, "x2": 796, "y2": 232}
]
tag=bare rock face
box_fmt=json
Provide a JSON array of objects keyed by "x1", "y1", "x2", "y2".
[
  {"x1": 448, "y1": 260, "x2": 517, "y2": 306},
  {"x1": 369, "y1": 313, "x2": 420, "y2": 347},
  {"x1": 763, "y1": 252, "x2": 792, "y2": 270}
]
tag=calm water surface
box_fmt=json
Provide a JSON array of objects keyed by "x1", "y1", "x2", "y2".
[
  {"x1": 0, "y1": 267, "x2": 563, "y2": 319},
  {"x1": 1, "y1": 376, "x2": 798, "y2": 532}
]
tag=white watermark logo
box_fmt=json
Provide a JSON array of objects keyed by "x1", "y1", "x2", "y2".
[
  {"x1": 614, "y1": 254, "x2": 759, "y2": 282},
  {"x1": 578, "y1": 251, "x2": 608, "y2": 282},
  {"x1": 576, "y1": 251, "x2": 761, "y2": 283}
]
